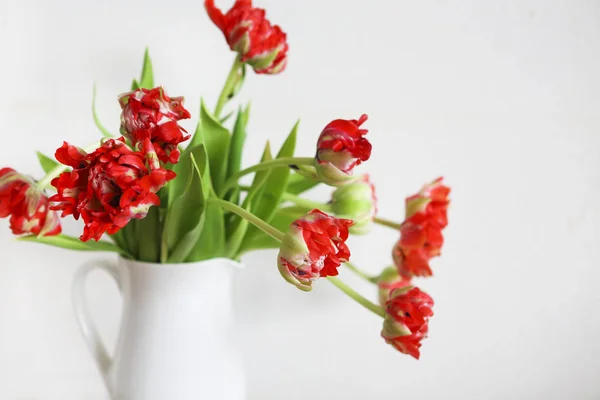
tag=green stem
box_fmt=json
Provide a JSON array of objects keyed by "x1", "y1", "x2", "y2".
[
  {"x1": 345, "y1": 261, "x2": 378, "y2": 283},
  {"x1": 374, "y1": 216, "x2": 402, "y2": 230},
  {"x1": 36, "y1": 142, "x2": 100, "y2": 190},
  {"x1": 92, "y1": 83, "x2": 114, "y2": 138},
  {"x1": 327, "y1": 276, "x2": 385, "y2": 318},
  {"x1": 292, "y1": 164, "x2": 319, "y2": 181},
  {"x1": 108, "y1": 231, "x2": 127, "y2": 253},
  {"x1": 207, "y1": 198, "x2": 285, "y2": 242},
  {"x1": 214, "y1": 56, "x2": 244, "y2": 119},
  {"x1": 282, "y1": 192, "x2": 331, "y2": 212},
  {"x1": 220, "y1": 157, "x2": 315, "y2": 196},
  {"x1": 36, "y1": 163, "x2": 67, "y2": 189},
  {"x1": 159, "y1": 208, "x2": 169, "y2": 264}
]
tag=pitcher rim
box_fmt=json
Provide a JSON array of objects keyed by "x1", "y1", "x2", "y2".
[{"x1": 116, "y1": 256, "x2": 244, "y2": 270}]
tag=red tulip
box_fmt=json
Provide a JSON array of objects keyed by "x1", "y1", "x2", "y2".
[
  {"x1": 50, "y1": 139, "x2": 175, "y2": 241},
  {"x1": 0, "y1": 168, "x2": 61, "y2": 237},
  {"x1": 118, "y1": 87, "x2": 191, "y2": 169},
  {"x1": 205, "y1": 0, "x2": 288, "y2": 74},
  {"x1": 393, "y1": 177, "x2": 450, "y2": 278},
  {"x1": 382, "y1": 286, "x2": 434, "y2": 360},
  {"x1": 315, "y1": 115, "x2": 371, "y2": 186},
  {"x1": 277, "y1": 209, "x2": 353, "y2": 291}
]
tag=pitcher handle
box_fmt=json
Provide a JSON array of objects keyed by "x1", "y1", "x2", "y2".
[{"x1": 72, "y1": 259, "x2": 121, "y2": 397}]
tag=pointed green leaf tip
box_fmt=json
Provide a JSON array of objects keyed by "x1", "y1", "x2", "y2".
[
  {"x1": 225, "y1": 103, "x2": 251, "y2": 202},
  {"x1": 165, "y1": 149, "x2": 207, "y2": 257},
  {"x1": 36, "y1": 151, "x2": 59, "y2": 174},
  {"x1": 139, "y1": 48, "x2": 154, "y2": 89},
  {"x1": 188, "y1": 99, "x2": 231, "y2": 194},
  {"x1": 252, "y1": 120, "x2": 299, "y2": 222},
  {"x1": 238, "y1": 122, "x2": 298, "y2": 252}
]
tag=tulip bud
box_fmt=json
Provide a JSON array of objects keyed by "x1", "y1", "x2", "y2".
[
  {"x1": 315, "y1": 115, "x2": 371, "y2": 186},
  {"x1": 331, "y1": 174, "x2": 377, "y2": 234}
]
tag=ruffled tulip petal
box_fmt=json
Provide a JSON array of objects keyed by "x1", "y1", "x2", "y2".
[{"x1": 118, "y1": 87, "x2": 191, "y2": 167}]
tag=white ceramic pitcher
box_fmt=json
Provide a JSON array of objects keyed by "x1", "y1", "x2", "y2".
[{"x1": 72, "y1": 256, "x2": 245, "y2": 400}]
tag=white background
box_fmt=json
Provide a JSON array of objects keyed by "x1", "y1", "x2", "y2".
[{"x1": 0, "y1": 0, "x2": 599, "y2": 398}]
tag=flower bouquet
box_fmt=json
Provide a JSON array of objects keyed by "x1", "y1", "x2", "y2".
[{"x1": 1, "y1": 0, "x2": 450, "y2": 398}]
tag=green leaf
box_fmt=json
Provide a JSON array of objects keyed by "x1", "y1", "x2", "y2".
[
  {"x1": 188, "y1": 188, "x2": 226, "y2": 261},
  {"x1": 242, "y1": 142, "x2": 273, "y2": 210},
  {"x1": 109, "y1": 230, "x2": 127, "y2": 251},
  {"x1": 139, "y1": 48, "x2": 154, "y2": 89},
  {"x1": 225, "y1": 103, "x2": 251, "y2": 203},
  {"x1": 238, "y1": 142, "x2": 277, "y2": 251},
  {"x1": 130, "y1": 79, "x2": 140, "y2": 90},
  {"x1": 287, "y1": 172, "x2": 320, "y2": 195},
  {"x1": 136, "y1": 206, "x2": 160, "y2": 262},
  {"x1": 92, "y1": 84, "x2": 114, "y2": 138},
  {"x1": 167, "y1": 144, "x2": 210, "y2": 206},
  {"x1": 189, "y1": 146, "x2": 212, "y2": 194},
  {"x1": 226, "y1": 141, "x2": 272, "y2": 249},
  {"x1": 241, "y1": 234, "x2": 279, "y2": 251},
  {"x1": 164, "y1": 149, "x2": 208, "y2": 260},
  {"x1": 18, "y1": 234, "x2": 125, "y2": 255},
  {"x1": 239, "y1": 123, "x2": 299, "y2": 252},
  {"x1": 247, "y1": 121, "x2": 298, "y2": 228},
  {"x1": 227, "y1": 142, "x2": 272, "y2": 257},
  {"x1": 36, "y1": 151, "x2": 59, "y2": 174},
  {"x1": 226, "y1": 200, "x2": 250, "y2": 259},
  {"x1": 219, "y1": 111, "x2": 234, "y2": 125},
  {"x1": 167, "y1": 213, "x2": 206, "y2": 263},
  {"x1": 188, "y1": 99, "x2": 231, "y2": 194},
  {"x1": 269, "y1": 205, "x2": 311, "y2": 232},
  {"x1": 167, "y1": 148, "x2": 211, "y2": 263},
  {"x1": 240, "y1": 206, "x2": 310, "y2": 253},
  {"x1": 121, "y1": 220, "x2": 139, "y2": 259},
  {"x1": 227, "y1": 104, "x2": 250, "y2": 178}
]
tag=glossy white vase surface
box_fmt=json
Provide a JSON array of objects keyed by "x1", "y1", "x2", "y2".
[{"x1": 72, "y1": 256, "x2": 245, "y2": 400}]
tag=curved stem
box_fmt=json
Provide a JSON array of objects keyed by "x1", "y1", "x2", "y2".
[
  {"x1": 220, "y1": 157, "x2": 315, "y2": 196},
  {"x1": 282, "y1": 192, "x2": 331, "y2": 212},
  {"x1": 214, "y1": 56, "x2": 244, "y2": 119},
  {"x1": 327, "y1": 276, "x2": 385, "y2": 318},
  {"x1": 291, "y1": 164, "x2": 319, "y2": 181},
  {"x1": 36, "y1": 163, "x2": 68, "y2": 189},
  {"x1": 374, "y1": 216, "x2": 402, "y2": 230},
  {"x1": 92, "y1": 83, "x2": 114, "y2": 138},
  {"x1": 344, "y1": 261, "x2": 377, "y2": 283},
  {"x1": 207, "y1": 198, "x2": 284, "y2": 242}
]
